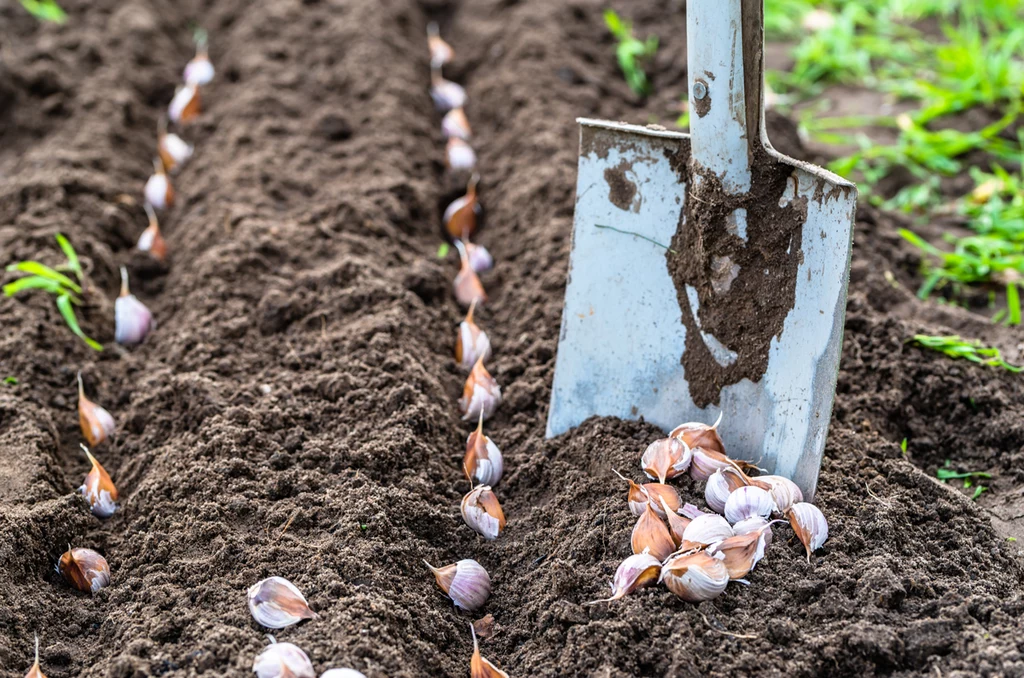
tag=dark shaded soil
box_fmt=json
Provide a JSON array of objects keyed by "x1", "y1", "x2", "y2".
[{"x1": 1, "y1": 1, "x2": 1022, "y2": 677}]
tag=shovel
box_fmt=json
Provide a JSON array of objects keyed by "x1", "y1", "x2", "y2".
[{"x1": 546, "y1": 0, "x2": 856, "y2": 500}]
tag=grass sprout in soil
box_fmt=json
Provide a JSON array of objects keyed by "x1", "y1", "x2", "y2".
[{"x1": 1, "y1": 0, "x2": 1024, "y2": 677}]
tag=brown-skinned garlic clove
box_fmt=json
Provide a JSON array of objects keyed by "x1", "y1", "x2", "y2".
[
  {"x1": 425, "y1": 558, "x2": 491, "y2": 612},
  {"x1": 659, "y1": 551, "x2": 730, "y2": 602},
  {"x1": 586, "y1": 551, "x2": 661, "y2": 605},
  {"x1": 706, "y1": 522, "x2": 777, "y2": 579},
  {"x1": 470, "y1": 623, "x2": 508, "y2": 678},
  {"x1": 454, "y1": 241, "x2": 487, "y2": 309},
  {"x1": 756, "y1": 475, "x2": 804, "y2": 513},
  {"x1": 169, "y1": 84, "x2": 201, "y2": 124},
  {"x1": 630, "y1": 503, "x2": 675, "y2": 561},
  {"x1": 25, "y1": 635, "x2": 45, "y2": 678},
  {"x1": 659, "y1": 497, "x2": 691, "y2": 547},
  {"x1": 459, "y1": 357, "x2": 501, "y2": 422},
  {"x1": 640, "y1": 437, "x2": 691, "y2": 484},
  {"x1": 77, "y1": 372, "x2": 115, "y2": 447},
  {"x1": 427, "y1": 22, "x2": 454, "y2": 68},
  {"x1": 137, "y1": 203, "x2": 168, "y2": 262},
  {"x1": 252, "y1": 637, "x2": 315, "y2": 678},
  {"x1": 446, "y1": 138, "x2": 477, "y2": 172},
  {"x1": 442, "y1": 107, "x2": 472, "y2": 141},
  {"x1": 679, "y1": 513, "x2": 733, "y2": 551},
  {"x1": 144, "y1": 158, "x2": 174, "y2": 210},
  {"x1": 79, "y1": 444, "x2": 118, "y2": 518},
  {"x1": 247, "y1": 577, "x2": 318, "y2": 629},
  {"x1": 724, "y1": 486, "x2": 777, "y2": 524},
  {"x1": 57, "y1": 546, "x2": 109, "y2": 594},
  {"x1": 115, "y1": 267, "x2": 155, "y2": 346},
  {"x1": 461, "y1": 485, "x2": 506, "y2": 540},
  {"x1": 464, "y1": 412, "x2": 503, "y2": 487},
  {"x1": 444, "y1": 174, "x2": 481, "y2": 240},
  {"x1": 157, "y1": 117, "x2": 193, "y2": 174},
  {"x1": 456, "y1": 299, "x2": 492, "y2": 370},
  {"x1": 786, "y1": 502, "x2": 829, "y2": 563},
  {"x1": 612, "y1": 469, "x2": 679, "y2": 518},
  {"x1": 431, "y1": 72, "x2": 467, "y2": 112},
  {"x1": 670, "y1": 412, "x2": 726, "y2": 455}
]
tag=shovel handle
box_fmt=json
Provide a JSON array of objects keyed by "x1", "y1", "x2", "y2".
[{"x1": 686, "y1": 0, "x2": 765, "y2": 195}]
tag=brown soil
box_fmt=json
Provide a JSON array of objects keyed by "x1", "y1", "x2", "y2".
[{"x1": 1, "y1": 1, "x2": 1022, "y2": 677}]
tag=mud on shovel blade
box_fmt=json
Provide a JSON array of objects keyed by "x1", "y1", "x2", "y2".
[{"x1": 546, "y1": 0, "x2": 856, "y2": 500}]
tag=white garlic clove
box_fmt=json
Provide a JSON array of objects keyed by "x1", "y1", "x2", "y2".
[
  {"x1": 168, "y1": 84, "x2": 201, "y2": 124},
  {"x1": 586, "y1": 551, "x2": 661, "y2": 604},
  {"x1": 630, "y1": 502, "x2": 675, "y2": 561},
  {"x1": 724, "y1": 486, "x2": 777, "y2": 524},
  {"x1": 252, "y1": 639, "x2": 315, "y2": 678},
  {"x1": 79, "y1": 445, "x2": 118, "y2": 519},
  {"x1": 670, "y1": 412, "x2": 726, "y2": 455},
  {"x1": 425, "y1": 558, "x2": 491, "y2": 612},
  {"x1": 659, "y1": 551, "x2": 730, "y2": 602},
  {"x1": 184, "y1": 55, "x2": 215, "y2": 86},
  {"x1": 442, "y1": 107, "x2": 472, "y2": 140},
  {"x1": 144, "y1": 159, "x2": 174, "y2": 211},
  {"x1": 756, "y1": 475, "x2": 804, "y2": 513},
  {"x1": 446, "y1": 138, "x2": 477, "y2": 172},
  {"x1": 461, "y1": 485, "x2": 506, "y2": 540},
  {"x1": 115, "y1": 267, "x2": 155, "y2": 345},
  {"x1": 464, "y1": 413, "x2": 503, "y2": 487},
  {"x1": 431, "y1": 76, "x2": 467, "y2": 112},
  {"x1": 247, "y1": 577, "x2": 317, "y2": 629},
  {"x1": 688, "y1": 447, "x2": 736, "y2": 482},
  {"x1": 787, "y1": 502, "x2": 829, "y2": 562},
  {"x1": 321, "y1": 671, "x2": 367, "y2": 678},
  {"x1": 680, "y1": 513, "x2": 733, "y2": 551},
  {"x1": 733, "y1": 515, "x2": 774, "y2": 548},
  {"x1": 77, "y1": 372, "x2": 115, "y2": 447},
  {"x1": 454, "y1": 241, "x2": 487, "y2": 309},
  {"x1": 456, "y1": 300, "x2": 491, "y2": 370},
  {"x1": 465, "y1": 242, "x2": 493, "y2": 274},
  {"x1": 640, "y1": 438, "x2": 691, "y2": 484},
  {"x1": 703, "y1": 468, "x2": 734, "y2": 514},
  {"x1": 137, "y1": 203, "x2": 168, "y2": 262},
  {"x1": 679, "y1": 503, "x2": 708, "y2": 520},
  {"x1": 427, "y1": 22, "x2": 454, "y2": 68},
  {"x1": 57, "y1": 547, "x2": 110, "y2": 594},
  {"x1": 158, "y1": 132, "x2": 193, "y2": 174},
  {"x1": 459, "y1": 357, "x2": 501, "y2": 422}
]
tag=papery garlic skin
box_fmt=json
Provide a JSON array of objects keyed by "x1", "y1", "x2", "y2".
[
  {"x1": 787, "y1": 502, "x2": 829, "y2": 562},
  {"x1": 464, "y1": 418, "x2": 503, "y2": 487},
  {"x1": 465, "y1": 242, "x2": 493, "y2": 274},
  {"x1": 641, "y1": 438, "x2": 691, "y2": 484},
  {"x1": 642, "y1": 483, "x2": 681, "y2": 519},
  {"x1": 724, "y1": 486, "x2": 777, "y2": 524},
  {"x1": 247, "y1": 577, "x2": 318, "y2": 629},
  {"x1": 459, "y1": 358, "x2": 501, "y2": 422},
  {"x1": 79, "y1": 446, "x2": 118, "y2": 519},
  {"x1": 680, "y1": 513, "x2": 733, "y2": 550},
  {"x1": 57, "y1": 547, "x2": 110, "y2": 594},
  {"x1": 707, "y1": 528, "x2": 771, "y2": 579},
  {"x1": 733, "y1": 515, "x2": 774, "y2": 547},
  {"x1": 252, "y1": 640, "x2": 315, "y2": 678},
  {"x1": 431, "y1": 77, "x2": 467, "y2": 112},
  {"x1": 461, "y1": 485, "x2": 506, "y2": 540},
  {"x1": 688, "y1": 447, "x2": 736, "y2": 482},
  {"x1": 446, "y1": 138, "x2": 477, "y2": 172},
  {"x1": 78, "y1": 373, "x2": 115, "y2": 447},
  {"x1": 158, "y1": 133, "x2": 193, "y2": 173},
  {"x1": 587, "y1": 551, "x2": 661, "y2": 604},
  {"x1": 756, "y1": 475, "x2": 804, "y2": 513},
  {"x1": 457, "y1": 319, "x2": 492, "y2": 370},
  {"x1": 670, "y1": 413, "x2": 726, "y2": 455},
  {"x1": 425, "y1": 559, "x2": 491, "y2": 612},
  {"x1": 184, "y1": 56, "x2": 215, "y2": 86},
  {"x1": 115, "y1": 268, "x2": 154, "y2": 345},
  {"x1": 321, "y1": 671, "x2": 367, "y2": 678},
  {"x1": 659, "y1": 551, "x2": 730, "y2": 602}
]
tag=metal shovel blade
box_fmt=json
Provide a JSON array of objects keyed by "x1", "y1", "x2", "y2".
[{"x1": 546, "y1": 0, "x2": 856, "y2": 500}]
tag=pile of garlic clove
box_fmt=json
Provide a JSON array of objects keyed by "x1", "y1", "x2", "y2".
[{"x1": 592, "y1": 415, "x2": 830, "y2": 605}]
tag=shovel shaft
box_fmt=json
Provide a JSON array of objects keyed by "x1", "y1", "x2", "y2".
[{"x1": 686, "y1": 0, "x2": 765, "y2": 195}]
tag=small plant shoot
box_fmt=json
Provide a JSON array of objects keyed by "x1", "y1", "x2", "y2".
[
  {"x1": 604, "y1": 9, "x2": 658, "y2": 97},
  {"x1": 911, "y1": 334, "x2": 1020, "y2": 372}
]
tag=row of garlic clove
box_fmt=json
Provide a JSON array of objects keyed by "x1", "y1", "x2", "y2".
[{"x1": 253, "y1": 638, "x2": 366, "y2": 678}]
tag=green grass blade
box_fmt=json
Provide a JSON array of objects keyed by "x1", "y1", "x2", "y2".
[
  {"x1": 20, "y1": 0, "x2": 67, "y2": 23},
  {"x1": 1006, "y1": 282, "x2": 1021, "y2": 325},
  {"x1": 55, "y1": 293, "x2": 102, "y2": 351},
  {"x1": 54, "y1": 233, "x2": 82, "y2": 282},
  {"x1": 5, "y1": 262, "x2": 81, "y2": 294},
  {"x1": 3, "y1": 276, "x2": 65, "y2": 297}
]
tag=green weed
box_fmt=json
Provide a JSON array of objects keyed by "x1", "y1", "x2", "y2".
[
  {"x1": 910, "y1": 334, "x2": 1020, "y2": 372},
  {"x1": 604, "y1": 9, "x2": 658, "y2": 97}
]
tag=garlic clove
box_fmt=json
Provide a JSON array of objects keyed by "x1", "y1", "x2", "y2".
[
  {"x1": 689, "y1": 447, "x2": 738, "y2": 482},
  {"x1": 247, "y1": 577, "x2": 318, "y2": 629},
  {"x1": 461, "y1": 485, "x2": 506, "y2": 540},
  {"x1": 640, "y1": 437, "x2": 691, "y2": 484},
  {"x1": 442, "y1": 107, "x2": 472, "y2": 141},
  {"x1": 642, "y1": 483, "x2": 681, "y2": 519},
  {"x1": 459, "y1": 357, "x2": 501, "y2": 422},
  {"x1": 168, "y1": 84, "x2": 201, "y2": 124},
  {"x1": 679, "y1": 513, "x2": 733, "y2": 551},
  {"x1": 144, "y1": 158, "x2": 174, "y2": 211},
  {"x1": 470, "y1": 623, "x2": 508, "y2": 678},
  {"x1": 79, "y1": 444, "x2": 118, "y2": 518},
  {"x1": 755, "y1": 475, "x2": 804, "y2": 513},
  {"x1": 454, "y1": 241, "x2": 487, "y2": 309},
  {"x1": 464, "y1": 412, "x2": 503, "y2": 487},
  {"x1": 786, "y1": 502, "x2": 829, "y2": 563},
  {"x1": 445, "y1": 174, "x2": 481, "y2": 240},
  {"x1": 321, "y1": 671, "x2": 367, "y2": 678},
  {"x1": 425, "y1": 558, "x2": 491, "y2": 612},
  {"x1": 586, "y1": 551, "x2": 661, "y2": 604},
  {"x1": 137, "y1": 203, "x2": 168, "y2": 262},
  {"x1": 57, "y1": 546, "x2": 110, "y2": 594},
  {"x1": 115, "y1": 267, "x2": 155, "y2": 345},
  {"x1": 465, "y1": 241, "x2": 493, "y2": 274},
  {"x1": 630, "y1": 502, "x2": 675, "y2": 561},
  {"x1": 723, "y1": 486, "x2": 777, "y2": 524},
  {"x1": 659, "y1": 497, "x2": 691, "y2": 547},
  {"x1": 670, "y1": 412, "x2": 726, "y2": 455},
  {"x1": 184, "y1": 55, "x2": 215, "y2": 87},
  {"x1": 431, "y1": 73, "x2": 467, "y2": 112},
  {"x1": 659, "y1": 551, "x2": 730, "y2": 602},
  {"x1": 456, "y1": 300, "x2": 492, "y2": 370},
  {"x1": 733, "y1": 515, "x2": 774, "y2": 548},
  {"x1": 427, "y1": 22, "x2": 454, "y2": 68},
  {"x1": 679, "y1": 503, "x2": 708, "y2": 520},
  {"x1": 612, "y1": 469, "x2": 650, "y2": 517},
  {"x1": 706, "y1": 528, "x2": 770, "y2": 580},
  {"x1": 77, "y1": 372, "x2": 115, "y2": 447},
  {"x1": 25, "y1": 635, "x2": 45, "y2": 678},
  {"x1": 252, "y1": 638, "x2": 315, "y2": 678},
  {"x1": 157, "y1": 117, "x2": 194, "y2": 173},
  {"x1": 446, "y1": 138, "x2": 477, "y2": 172}
]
